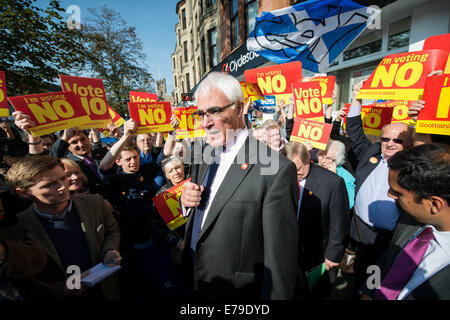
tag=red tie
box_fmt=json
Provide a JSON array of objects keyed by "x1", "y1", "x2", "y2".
[{"x1": 374, "y1": 227, "x2": 434, "y2": 300}]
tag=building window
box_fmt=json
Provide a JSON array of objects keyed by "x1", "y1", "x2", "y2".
[
  {"x1": 206, "y1": 0, "x2": 215, "y2": 7},
  {"x1": 182, "y1": 9, "x2": 186, "y2": 29},
  {"x1": 246, "y1": 0, "x2": 259, "y2": 37},
  {"x1": 343, "y1": 30, "x2": 382, "y2": 61},
  {"x1": 388, "y1": 16, "x2": 411, "y2": 51},
  {"x1": 172, "y1": 57, "x2": 176, "y2": 70},
  {"x1": 186, "y1": 74, "x2": 190, "y2": 92},
  {"x1": 179, "y1": 56, "x2": 182, "y2": 70},
  {"x1": 174, "y1": 76, "x2": 177, "y2": 88},
  {"x1": 208, "y1": 28, "x2": 217, "y2": 68},
  {"x1": 184, "y1": 41, "x2": 188, "y2": 63},
  {"x1": 201, "y1": 36, "x2": 206, "y2": 72},
  {"x1": 231, "y1": 0, "x2": 239, "y2": 49}
]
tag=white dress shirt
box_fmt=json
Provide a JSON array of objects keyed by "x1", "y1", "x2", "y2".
[
  {"x1": 200, "y1": 128, "x2": 249, "y2": 229},
  {"x1": 397, "y1": 225, "x2": 450, "y2": 300}
]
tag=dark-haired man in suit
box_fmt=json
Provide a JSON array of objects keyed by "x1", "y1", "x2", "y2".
[{"x1": 361, "y1": 143, "x2": 450, "y2": 300}]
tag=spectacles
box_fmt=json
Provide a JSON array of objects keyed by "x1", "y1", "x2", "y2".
[
  {"x1": 380, "y1": 137, "x2": 404, "y2": 144},
  {"x1": 318, "y1": 154, "x2": 336, "y2": 162},
  {"x1": 192, "y1": 102, "x2": 236, "y2": 123}
]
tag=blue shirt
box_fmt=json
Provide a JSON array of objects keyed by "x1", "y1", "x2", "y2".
[
  {"x1": 336, "y1": 166, "x2": 356, "y2": 210},
  {"x1": 139, "y1": 150, "x2": 165, "y2": 190},
  {"x1": 354, "y1": 156, "x2": 400, "y2": 230}
]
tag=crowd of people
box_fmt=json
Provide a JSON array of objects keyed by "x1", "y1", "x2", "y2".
[{"x1": 0, "y1": 70, "x2": 448, "y2": 300}]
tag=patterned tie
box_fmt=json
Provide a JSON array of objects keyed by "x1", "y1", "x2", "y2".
[
  {"x1": 190, "y1": 162, "x2": 219, "y2": 254},
  {"x1": 374, "y1": 227, "x2": 435, "y2": 300},
  {"x1": 83, "y1": 156, "x2": 100, "y2": 179}
]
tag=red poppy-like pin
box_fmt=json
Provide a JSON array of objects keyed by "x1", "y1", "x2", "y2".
[
  {"x1": 241, "y1": 163, "x2": 248, "y2": 170},
  {"x1": 369, "y1": 157, "x2": 378, "y2": 164}
]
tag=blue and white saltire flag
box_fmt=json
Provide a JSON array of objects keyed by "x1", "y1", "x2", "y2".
[{"x1": 247, "y1": 0, "x2": 381, "y2": 73}]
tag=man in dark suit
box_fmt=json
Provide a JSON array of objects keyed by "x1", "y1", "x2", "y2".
[
  {"x1": 180, "y1": 72, "x2": 299, "y2": 300},
  {"x1": 345, "y1": 81, "x2": 415, "y2": 288},
  {"x1": 1, "y1": 155, "x2": 121, "y2": 300},
  {"x1": 283, "y1": 141, "x2": 350, "y2": 298},
  {"x1": 361, "y1": 143, "x2": 450, "y2": 300}
]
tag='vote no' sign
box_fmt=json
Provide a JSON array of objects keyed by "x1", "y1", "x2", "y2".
[
  {"x1": 0, "y1": 71, "x2": 8, "y2": 117},
  {"x1": 416, "y1": 74, "x2": 450, "y2": 136},
  {"x1": 290, "y1": 118, "x2": 332, "y2": 150},
  {"x1": 128, "y1": 101, "x2": 173, "y2": 133},
  {"x1": 60, "y1": 75, "x2": 111, "y2": 129},
  {"x1": 8, "y1": 91, "x2": 90, "y2": 137}
]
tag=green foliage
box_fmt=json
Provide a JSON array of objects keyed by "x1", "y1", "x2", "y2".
[
  {"x1": 77, "y1": 6, "x2": 156, "y2": 117},
  {"x1": 0, "y1": 0, "x2": 84, "y2": 95}
]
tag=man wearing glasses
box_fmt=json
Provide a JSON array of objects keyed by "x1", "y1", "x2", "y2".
[
  {"x1": 345, "y1": 81, "x2": 415, "y2": 293},
  {"x1": 180, "y1": 72, "x2": 299, "y2": 300}
]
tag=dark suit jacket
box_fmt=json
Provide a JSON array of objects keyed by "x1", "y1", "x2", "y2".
[
  {"x1": 345, "y1": 115, "x2": 382, "y2": 194},
  {"x1": 182, "y1": 135, "x2": 299, "y2": 300},
  {"x1": 363, "y1": 220, "x2": 450, "y2": 300},
  {"x1": 0, "y1": 193, "x2": 121, "y2": 300},
  {"x1": 299, "y1": 163, "x2": 350, "y2": 271}
]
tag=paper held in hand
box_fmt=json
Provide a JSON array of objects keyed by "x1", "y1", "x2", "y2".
[{"x1": 80, "y1": 263, "x2": 121, "y2": 287}]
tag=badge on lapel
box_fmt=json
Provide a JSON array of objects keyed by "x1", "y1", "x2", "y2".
[
  {"x1": 241, "y1": 163, "x2": 248, "y2": 170},
  {"x1": 369, "y1": 157, "x2": 378, "y2": 164}
]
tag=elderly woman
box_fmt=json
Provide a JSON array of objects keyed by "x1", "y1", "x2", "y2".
[
  {"x1": 317, "y1": 140, "x2": 356, "y2": 209},
  {"x1": 157, "y1": 156, "x2": 186, "y2": 195}
]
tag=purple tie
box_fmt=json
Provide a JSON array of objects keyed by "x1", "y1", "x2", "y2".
[
  {"x1": 374, "y1": 227, "x2": 435, "y2": 300},
  {"x1": 83, "y1": 157, "x2": 100, "y2": 179}
]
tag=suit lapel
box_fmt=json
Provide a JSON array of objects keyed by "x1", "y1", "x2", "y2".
[
  {"x1": 299, "y1": 164, "x2": 316, "y2": 215},
  {"x1": 72, "y1": 196, "x2": 97, "y2": 265},
  {"x1": 22, "y1": 208, "x2": 64, "y2": 272},
  {"x1": 198, "y1": 137, "x2": 255, "y2": 241}
]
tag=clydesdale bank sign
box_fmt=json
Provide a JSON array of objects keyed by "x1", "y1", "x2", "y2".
[{"x1": 212, "y1": 43, "x2": 269, "y2": 78}]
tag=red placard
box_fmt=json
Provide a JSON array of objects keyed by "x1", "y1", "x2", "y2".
[
  {"x1": 59, "y1": 75, "x2": 111, "y2": 129},
  {"x1": 172, "y1": 107, "x2": 205, "y2": 139},
  {"x1": 129, "y1": 91, "x2": 157, "y2": 103},
  {"x1": 305, "y1": 76, "x2": 336, "y2": 105},
  {"x1": 291, "y1": 81, "x2": 324, "y2": 122},
  {"x1": 8, "y1": 91, "x2": 90, "y2": 137},
  {"x1": 290, "y1": 118, "x2": 332, "y2": 150},
  {"x1": 0, "y1": 71, "x2": 8, "y2": 117},
  {"x1": 423, "y1": 33, "x2": 450, "y2": 51},
  {"x1": 244, "y1": 61, "x2": 302, "y2": 96},
  {"x1": 357, "y1": 50, "x2": 449, "y2": 100},
  {"x1": 416, "y1": 74, "x2": 450, "y2": 136},
  {"x1": 128, "y1": 101, "x2": 173, "y2": 134},
  {"x1": 239, "y1": 81, "x2": 265, "y2": 104},
  {"x1": 374, "y1": 100, "x2": 413, "y2": 124},
  {"x1": 152, "y1": 179, "x2": 189, "y2": 231},
  {"x1": 361, "y1": 104, "x2": 394, "y2": 136}
]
